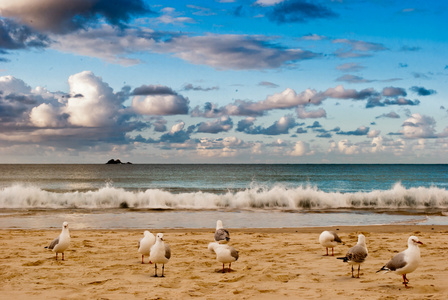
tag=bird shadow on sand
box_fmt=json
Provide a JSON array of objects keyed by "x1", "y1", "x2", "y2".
[{"x1": 213, "y1": 268, "x2": 237, "y2": 273}]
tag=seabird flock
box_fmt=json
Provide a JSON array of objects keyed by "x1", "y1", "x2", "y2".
[{"x1": 45, "y1": 221, "x2": 424, "y2": 287}]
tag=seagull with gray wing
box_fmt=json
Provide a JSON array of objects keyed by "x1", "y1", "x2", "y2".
[
  {"x1": 149, "y1": 233, "x2": 171, "y2": 277},
  {"x1": 45, "y1": 221, "x2": 71, "y2": 261},
  {"x1": 377, "y1": 236, "x2": 423, "y2": 288},
  {"x1": 337, "y1": 234, "x2": 368, "y2": 278}
]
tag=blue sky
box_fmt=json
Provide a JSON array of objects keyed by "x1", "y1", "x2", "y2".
[{"x1": 0, "y1": 0, "x2": 447, "y2": 163}]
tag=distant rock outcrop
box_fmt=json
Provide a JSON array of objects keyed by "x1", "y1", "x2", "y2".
[{"x1": 106, "y1": 159, "x2": 132, "y2": 164}]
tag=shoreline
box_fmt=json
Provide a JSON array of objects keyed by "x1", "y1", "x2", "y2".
[
  {"x1": 1, "y1": 225, "x2": 447, "y2": 299},
  {"x1": 2, "y1": 224, "x2": 448, "y2": 233}
]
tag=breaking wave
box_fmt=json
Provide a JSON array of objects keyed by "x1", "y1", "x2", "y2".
[{"x1": 1, "y1": 182, "x2": 447, "y2": 212}]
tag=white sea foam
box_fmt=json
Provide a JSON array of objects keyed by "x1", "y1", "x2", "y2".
[{"x1": 0, "y1": 182, "x2": 447, "y2": 211}]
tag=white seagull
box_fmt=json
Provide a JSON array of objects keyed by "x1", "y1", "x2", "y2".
[
  {"x1": 319, "y1": 230, "x2": 343, "y2": 256},
  {"x1": 208, "y1": 241, "x2": 239, "y2": 273},
  {"x1": 138, "y1": 230, "x2": 155, "y2": 264},
  {"x1": 377, "y1": 236, "x2": 423, "y2": 288},
  {"x1": 214, "y1": 220, "x2": 230, "y2": 244},
  {"x1": 149, "y1": 233, "x2": 171, "y2": 277},
  {"x1": 45, "y1": 221, "x2": 71, "y2": 261},
  {"x1": 337, "y1": 234, "x2": 368, "y2": 278}
]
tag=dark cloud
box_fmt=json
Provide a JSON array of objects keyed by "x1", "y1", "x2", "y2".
[
  {"x1": 0, "y1": 0, "x2": 152, "y2": 34},
  {"x1": 296, "y1": 127, "x2": 307, "y2": 134},
  {"x1": 182, "y1": 84, "x2": 219, "y2": 92},
  {"x1": 196, "y1": 117, "x2": 233, "y2": 134},
  {"x1": 306, "y1": 121, "x2": 322, "y2": 128},
  {"x1": 409, "y1": 86, "x2": 436, "y2": 96},
  {"x1": 132, "y1": 85, "x2": 177, "y2": 96},
  {"x1": 337, "y1": 126, "x2": 370, "y2": 136},
  {"x1": 366, "y1": 97, "x2": 420, "y2": 108},
  {"x1": 376, "y1": 111, "x2": 400, "y2": 119},
  {"x1": 382, "y1": 87, "x2": 407, "y2": 97},
  {"x1": 238, "y1": 115, "x2": 297, "y2": 135},
  {"x1": 316, "y1": 132, "x2": 332, "y2": 138},
  {"x1": 163, "y1": 34, "x2": 320, "y2": 70},
  {"x1": 0, "y1": 18, "x2": 51, "y2": 52},
  {"x1": 265, "y1": 0, "x2": 338, "y2": 23}
]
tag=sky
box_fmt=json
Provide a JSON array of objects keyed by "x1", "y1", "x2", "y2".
[{"x1": 0, "y1": 0, "x2": 447, "y2": 164}]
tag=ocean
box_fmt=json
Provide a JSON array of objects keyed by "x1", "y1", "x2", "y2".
[{"x1": 0, "y1": 164, "x2": 447, "y2": 229}]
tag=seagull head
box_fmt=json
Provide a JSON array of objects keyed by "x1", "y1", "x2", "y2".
[
  {"x1": 144, "y1": 230, "x2": 151, "y2": 237},
  {"x1": 157, "y1": 233, "x2": 164, "y2": 241},
  {"x1": 63, "y1": 222, "x2": 68, "y2": 229},
  {"x1": 409, "y1": 236, "x2": 423, "y2": 246}
]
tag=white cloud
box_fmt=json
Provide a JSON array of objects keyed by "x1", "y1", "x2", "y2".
[
  {"x1": 401, "y1": 113, "x2": 437, "y2": 139},
  {"x1": 290, "y1": 140, "x2": 311, "y2": 156},
  {"x1": 65, "y1": 71, "x2": 122, "y2": 127},
  {"x1": 132, "y1": 93, "x2": 189, "y2": 116}
]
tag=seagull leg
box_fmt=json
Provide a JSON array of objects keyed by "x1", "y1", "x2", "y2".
[
  {"x1": 222, "y1": 263, "x2": 225, "y2": 273},
  {"x1": 326, "y1": 248, "x2": 329, "y2": 256},
  {"x1": 154, "y1": 263, "x2": 158, "y2": 277},
  {"x1": 331, "y1": 248, "x2": 334, "y2": 256},
  {"x1": 357, "y1": 265, "x2": 360, "y2": 278},
  {"x1": 142, "y1": 255, "x2": 144, "y2": 264},
  {"x1": 55, "y1": 253, "x2": 58, "y2": 260},
  {"x1": 162, "y1": 264, "x2": 165, "y2": 277},
  {"x1": 229, "y1": 263, "x2": 232, "y2": 271},
  {"x1": 62, "y1": 252, "x2": 65, "y2": 261},
  {"x1": 351, "y1": 265, "x2": 354, "y2": 278}
]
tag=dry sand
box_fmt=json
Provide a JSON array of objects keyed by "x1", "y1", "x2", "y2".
[{"x1": 1, "y1": 225, "x2": 447, "y2": 299}]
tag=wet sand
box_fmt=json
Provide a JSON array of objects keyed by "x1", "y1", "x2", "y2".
[{"x1": 1, "y1": 225, "x2": 447, "y2": 299}]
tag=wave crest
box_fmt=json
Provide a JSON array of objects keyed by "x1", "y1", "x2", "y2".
[{"x1": 0, "y1": 183, "x2": 447, "y2": 211}]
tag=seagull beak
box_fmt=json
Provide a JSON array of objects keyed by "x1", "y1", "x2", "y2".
[{"x1": 417, "y1": 241, "x2": 423, "y2": 245}]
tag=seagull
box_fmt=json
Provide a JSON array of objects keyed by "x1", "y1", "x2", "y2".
[
  {"x1": 319, "y1": 230, "x2": 343, "y2": 256},
  {"x1": 138, "y1": 230, "x2": 155, "y2": 264},
  {"x1": 45, "y1": 221, "x2": 71, "y2": 261},
  {"x1": 214, "y1": 220, "x2": 230, "y2": 244},
  {"x1": 208, "y1": 242, "x2": 239, "y2": 273},
  {"x1": 337, "y1": 234, "x2": 368, "y2": 278},
  {"x1": 149, "y1": 233, "x2": 171, "y2": 277},
  {"x1": 376, "y1": 236, "x2": 423, "y2": 288}
]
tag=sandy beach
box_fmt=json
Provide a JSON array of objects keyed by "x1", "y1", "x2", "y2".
[{"x1": 1, "y1": 225, "x2": 447, "y2": 299}]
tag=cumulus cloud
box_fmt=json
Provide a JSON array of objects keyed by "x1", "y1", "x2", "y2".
[
  {"x1": 62, "y1": 71, "x2": 125, "y2": 127},
  {"x1": 290, "y1": 140, "x2": 311, "y2": 156},
  {"x1": 131, "y1": 85, "x2": 189, "y2": 116},
  {"x1": 296, "y1": 106, "x2": 326, "y2": 119},
  {"x1": 0, "y1": 0, "x2": 151, "y2": 34},
  {"x1": 382, "y1": 87, "x2": 407, "y2": 97},
  {"x1": 400, "y1": 113, "x2": 437, "y2": 139},
  {"x1": 196, "y1": 116, "x2": 233, "y2": 134}
]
